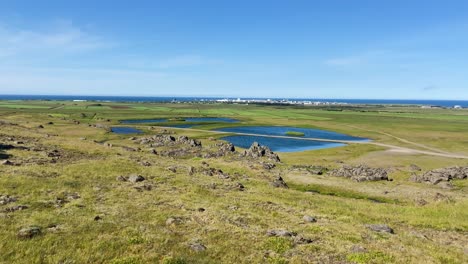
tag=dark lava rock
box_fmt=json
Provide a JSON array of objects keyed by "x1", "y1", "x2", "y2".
[
  {"x1": 128, "y1": 174, "x2": 145, "y2": 183},
  {"x1": 37, "y1": 125, "x2": 44, "y2": 128},
  {"x1": 266, "y1": 229, "x2": 296, "y2": 237},
  {"x1": 197, "y1": 208, "x2": 206, "y2": 212},
  {"x1": 243, "y1": 142, "x2": 280, "y2": 162},
  {"x1": 94, "y1": 216, "x2": 102, "y2": 221},
  {"x1": 410, "y1": 166, "x2": 468, "y2": 185},
  {"x1": 365, "y1": 224, "x2": 394, "y2": 234},
  {"x1": 293, "y1": 236, "x2": 314, "y2": 245},
  {"x1": 4, "y1": 205, "x2": 28, "y2": 213},
  {"x1": 116, "y1": 175, "x2": 128, "y2": 182},
  {"x1": 189, "y1": 243, "x2": 207, "y2": 252},
  {"x1": 139, "y1": 161, "x2": 151, "y2": 166},
  {"x1": 167, "y1": 166, "x2": 177, "y2": 173},
  {"x1": 18, "y1": 226, "x2": 41, "y2": 239},
  {"x1": 330, "y1": 165, "x2": 390, "y2": 182},
  {"x1": 217, "y1": 142, "x2": 236, "y2": 154},
  {"x1": 262, "y1": 162, "x2": 276, "y2": 170},
  {"x1": 271, "y1": 176, "x2": 288, "y2": 188},
  {"x1": 0, "y1": 195, "x2": 17, "y2": 205},
  {"x1": 303, "y1": 215, "x2": 317, "y2": 223},
  {"x1": 235, "y1": 182, "x2": 245, "y2": 191}
]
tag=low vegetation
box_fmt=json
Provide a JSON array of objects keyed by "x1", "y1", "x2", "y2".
[{"x1": 0, "y1": 100, "x2": 467, "y2": 263}]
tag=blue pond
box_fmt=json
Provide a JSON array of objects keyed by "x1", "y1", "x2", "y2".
[
  {"x1": 216, "y1": 126, "x2": 368, "y2": 152},
  {"x1": 215, "y1": 126, "x2": 367, "y2": 141},
  {"x1": 221, "y1": 135, "x2": 346, "y2": 152},
  {"x1": 111, "y1": 127, "x2": 143, "y2": 134},
  {"x1": 121, "y1": 117, "x2": 239, "y2": 124}
]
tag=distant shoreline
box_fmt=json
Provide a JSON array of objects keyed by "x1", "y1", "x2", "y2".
[{"x1": 0, "y1": 94, "x2": 467, "y2": 108}]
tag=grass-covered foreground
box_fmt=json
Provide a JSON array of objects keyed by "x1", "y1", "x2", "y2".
[{"x1": 0, "y1": 100, "x2": 467, "y2": 263}]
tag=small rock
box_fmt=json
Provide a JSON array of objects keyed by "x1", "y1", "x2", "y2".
[
  {"x1": 17, "y1": 226, "x2": 41, "y2": 239},
  {"x1": 303, "y1": 215, "x2": 317, "y2": 223},
  {"x1": 166, "y1": 217, "x2": 183, "y2": 226},
  {"x1": 128, "y1": 174, "x2": 145, "y2": 183},
  {"x1": 116, "y1": 175, "x2": 128, "y2": 182},
  {"x1": 197, "y1": 208, "x2": 206, "y2": 212},
  {"x1": 266, "y1": 229, "x2": 296, "y2": 237},
  {"x1": 236, "y1": 182, "x2": 245, "y2": 191},
  {"x1": 365, "y1": 224, "x2": 394, "y2": 234},
  {"x1": 94, "y1": 216, "x2": 102, "y2": 221},
  {"x1": 293, "y1": 236, "x2": 314, "y2": 245},
  {"x1": 1, "y1": 160, "x2": 13, "y2": 166},
  {"x1": 271, "y1": 176, "x2": 288, "y2": 188},
  {"x1": 189, "y1": 243, "x2": 207, "y2": 252},
  {"x1": 4, "y1": 205, "x2": 28, "y2": 213},
  {"x1": 167, "y1": 166, "x2": 177, "y2": 173}
]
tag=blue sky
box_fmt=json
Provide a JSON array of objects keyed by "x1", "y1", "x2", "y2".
[{"x1": 0, "y1": 0, "x2": 467, "y2": 99}]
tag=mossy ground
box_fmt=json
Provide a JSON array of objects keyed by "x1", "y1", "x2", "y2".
[{"x1": 0, "y1": 101, "x2": 467, "y2": 263}]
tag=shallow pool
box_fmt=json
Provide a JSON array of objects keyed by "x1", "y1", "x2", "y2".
[
  {"x1": 221, "y1": 135, "x2": 346, "y2": 152},
  {"x1": 215, "y1": 126, "x2": 367, "y2": 141},
  {"x1": 110, "y1": 127, "x2": 143, "y2": 134}
]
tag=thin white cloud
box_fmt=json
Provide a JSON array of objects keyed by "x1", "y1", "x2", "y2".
[
  {"x1": 324, "y1": 56, "x2": 364, "y2": 66},
  {"x1": 0, "y1": 22, "x2": 109, "y2": 58}
]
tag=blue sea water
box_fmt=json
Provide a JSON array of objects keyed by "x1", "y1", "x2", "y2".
[{"x1": 1, "y1": 95, "x2": 467, "y2": 107}]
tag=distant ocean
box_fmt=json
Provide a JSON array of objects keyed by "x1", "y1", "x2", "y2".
[{"x1": 0, "y1": 95, "x2": 467, "y2": 107}]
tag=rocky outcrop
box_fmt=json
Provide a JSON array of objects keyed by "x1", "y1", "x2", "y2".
[
  {"x1": 410, "y1": 166, "x2": 468, "y2": 185},
  {"x1": 330, "y1": 165, "x2": 390, "y2": 182},
  {"x1": 243, "y1": 142, "x2": 280, "y2": 162}
]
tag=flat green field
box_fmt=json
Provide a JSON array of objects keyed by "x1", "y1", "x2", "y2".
[{"x1": 0, "y1": 100, "x2": 467, "y2": 263}]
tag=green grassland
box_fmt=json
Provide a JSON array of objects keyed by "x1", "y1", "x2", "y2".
[{"x1": 0, "y1": 100, "x2": 467, "y2": 263}]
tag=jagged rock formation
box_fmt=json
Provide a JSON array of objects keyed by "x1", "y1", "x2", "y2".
[
  {"x1": 330, "y1": 165, "x2": 389, "y2": 182},
  {"x1": 410, "y1": 166, "x2": 468, "y2": 185},
  {"x1": 242, "y1": 142, "x2": 280, "y2": 162}
]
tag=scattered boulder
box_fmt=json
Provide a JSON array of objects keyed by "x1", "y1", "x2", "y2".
[
  {"x1": 17, "y1": 226, "x2": 41, "y2": 239},
  {"x1": 266, "y1": 229, "x2": 296, "y2": 237},
  {"x1": 94, "y1": 216, "x2": 102, "y2": 221},
  {"x1": 271, "y1": 176, "x2": 288, "y2": 188},
  {"x1": 235, "y1": 182, "x2": 245, "y2": 191},
  {"x1": 189, "y1": 243, "x2": 207, "y2": 252},
  {"x1": 293, "y1": 236, "x2": 314, "y2": 245},
  {"x1": 3, "y1": 205, "x2": 28, "y2": 213},
  {"x1": 128, "y1": 174, "x2": 145, "y2": 183},
  {"x1": 365, "y1": 224, "x2": 394, "y2": 234},
  {"x1": 330, "y1": 165, "x2": 390, "y2": 182},
  {"x1": 410, "y1": 166, "x2": 468, "y2": 185},
  {"x1": 303, "y1": 215, "x2": 317, "y2": 223},
  {"x1": 166, "y1": 217, "x2": 184, "y2": 226},
  {"x1": 0, "y1": 195, "x2": 17, "y2": 205}
]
